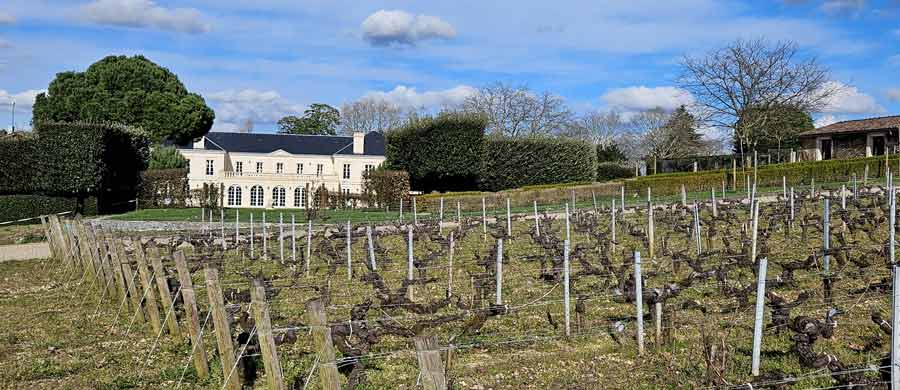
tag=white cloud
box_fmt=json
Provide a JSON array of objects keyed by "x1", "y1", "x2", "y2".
[
  {"x1": 888, "y1": 88, "x2": 900, "y2": 102},
  {"x1": 600, "y1": 86, "x2": 694, "y2": 111},
  {"x1": 0, "y1": 89, "x2": 45, "y2": 109},
  {"x1": 0, "y1": 11, "x2": 15, "y2": 25},
  {"x1": 207, "y1": 89, "x2": 304, "y2": 131},
  {"x1": 361, "y1": 10, "x2": 456, "y2": 46},
  {"x1": 361, "y1": 85, "x2": 475, "y2": 109},
  {"x1": 814, "y1": 114, "x2": 841, "y2": 128},
  {"x1": 81, "y1": 0, "x2": 210, "y2": 34},
  {"x1": 0, "y1": 39, "x2": 11, "y2": 49},
  {"x1": 821, "y1": 81, "x2": 884, "y2": 114}
]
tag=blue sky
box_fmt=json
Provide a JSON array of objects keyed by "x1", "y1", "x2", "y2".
[{"x1": 0, "y1": 0, "x2": 898, "y2": 133}]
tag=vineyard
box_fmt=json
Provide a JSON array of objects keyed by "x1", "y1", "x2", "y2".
[{"x1": 33, "y1": 181, "x2": 900, "y2": 389}]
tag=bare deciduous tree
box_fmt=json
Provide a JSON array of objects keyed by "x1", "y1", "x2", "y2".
[
  {"x1": 563, "y1": 109, "x2": 623, "y2": 147},
  {"x1": 462, "y1": 82, "x2": 572, "y2": 137},
  {"x1": 626, "y1": 108, "x2": 682, "y2": 160},
  {"x1": 679, "y1": 38, "x2": 839, "y2": 155},
  {"x1": 340, "y1": 99, "x2": 408, "y2": 134}
]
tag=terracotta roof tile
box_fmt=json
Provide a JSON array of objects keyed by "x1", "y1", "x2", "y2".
[{"x1": 799, "y1": 115, "x2": 900, "y2": 137}]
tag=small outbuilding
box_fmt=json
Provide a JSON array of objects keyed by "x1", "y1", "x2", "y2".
[{"x1": 798, "y1": 115, "x2": 900, "y2": 161}]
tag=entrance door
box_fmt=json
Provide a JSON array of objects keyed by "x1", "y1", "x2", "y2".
[
  {"x1": 820, "y1": 139, "x2": 832, "y2": 160},
  {"x1": 873, "y1": 136, "x2": 885, "y2": 156}
]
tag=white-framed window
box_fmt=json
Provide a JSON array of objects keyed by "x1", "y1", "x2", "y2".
[
  {"x1": 235, "y1": 162, "x2": 243, "y2": 175},
  {"x1": 296, "y1": 163, "x2": 303, "y2": 175},
  {"x1": 186, "y1": 159, "x2": 190, "y2": 173},
  {"x1": 206, "y1": 160, "x2": 214, "y2": 175},
  {"x1": 343, "y1": 164, "x2": 351, "y2": 179},
  {"x1": 272, "y1": 187, "x2": 286, "y2": 207},
  {"x1": 294, "y1": 187, "x2": 306, "y2": 208},
  {"x1": 256, "y1": 162, "x2": 263, "y2": 173},
  {"x1": 250, "y1": 185, "x2": 264, "y2": 207},
  {"x1": 276, "y1": 162, "x2": 283, "y2": 174},
  {"x1": 343, "y1": 188, "x2": 350, "y2": 197},
  {"x1": 227, "y1": 185, "x2": 242, "y2": 206},
  {"x1": 364, "y1": 164, "x2": 375, "y2": 174},
  {"x1": 316, "y1": 164, "x2": 323, "y2": 176}
]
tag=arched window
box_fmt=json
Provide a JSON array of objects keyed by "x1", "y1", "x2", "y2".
[
  {"x1": 227, "y1": 185, "x2": 242, "y2": 206},
  {"x1": 294, "y1": 187, "x2": 306, "y2": 208},
  {"x1": 272, "y1": 187, "x2": 286, "y2": 207},
  {"x1": 250, "y1": 185, "x2": 264, "y2": 207}
]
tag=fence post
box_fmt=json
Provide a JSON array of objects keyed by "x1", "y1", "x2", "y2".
[
  {"x1": 891, "y1": 265, "x2": 900, "y2": 389},
  {"x1": 611, "y1": 200, "x2": 617, "y2": 245},
  {"x1": 681, "y1": 184, "x2": 687, "y2": 207},
  {"x1": 533, "y1": 200, "x2": 540, "y2": 236},
  {"x1": 864, "y1": 164, "x2": 869, "y2": 186},
  {"x1": 306, "y1": 299, "x2": 341, "y2": 390},
  {"x1": 648, "y1": 201, "x2": 655, "y2": 259},
  {"x1": 732, "y1": 159, "x2": 737, "y2": 190},
  {"x1": 279, "y1": 213, "x2": 284, "y2": 263},
  {"x1": 790, "y1": 187, "x2": 795, "y2": 222},
  {"x1": 563, "y1": 239, "x2": 571, "y2": 337},
  {"x1": 448, "y1": 232, "x2": 455, "y2": 297},
  {"x1": 693, "y1": 202, "x2": 702, "y2": 256},
  {"x1": 413, "y1": 196, "x2": 418, "y2": 225},
  {"x1": 235, "y1": 210, "x2": 240, "y2": 244},
  {"x1": 751, "y1": 257, "x2": 768, "y2": 376},
  {"x1": 407, "y1": 227, "x2": 414, "y2": 282},
  {"x1": 841, "y1": 185, "x2": 847, "y2": 210},
  {"x1": 121, "y1": 256, "x2": 145, "y2": 325},
  {"x1": 654, "y1": 301, "x2": 662, "y2": 350},
  {"x1": 891, "y1": 186, "x2": 896, "y2": 266},
  {"x1": 496, "y1": 239, "x2": 503, "y2": 305},
  {"x1": 711, "y1": 188, "x2": 718, "y2": 217},
  {"x1": 621, "y1": 186, "x2": 625, "y2": 216},
  {"x1": 250, "y1": 213, "x2": 255, "y2": 259},
  {"x1": 346, "y1": 221, "x2": 352, "y2": 280},
  {"x1": 134, "y1": 242, "x2": 162, "y2": 334},
  {"x1": 565, "y1": 203, "x2": 571, "y2": 243},
  {"x1": 291, "y1": 215, "x2": 296, "y2": 266},
  {"x1": 204, "y1": 265, "x2": 241, "y2": 390},
  {"x1": 263, "y1": 211, "x2": 268, "y2": 260},
  {"x1": 148, "y1": 246, "x2": 180, "y2": 338},
  {"x1": 173, "y1": 251, "x2": 210, "y2": 378},
  {"x1": 439, "y1": 197, "x2": 444, "y2": 235},
  {"x1": 306, "y1": 220, "x2": 312, "y2": 276},
  {"x1": 634, "y1": 251, "x2": 644, "y2": 356},
  {"x1": 506, "y1": 198, "x2": 512, "y2": 236},
  {"x1": 414, "y1": 335, "x2": 448, "y2": 390},
  {"x1": 221, "y1": 209, "x2": 226, "y2": 249},
  {"x1": 853, "y1": 173, "x2": 858, "y2": 199},
  {"x1": 482, "y1": 197, "x2": 487, "y2": 236},
  {"x1": 456, "y1": 200, "x2": 461, "y2": 226},
  {"x1": 400, "y1": 198, "x2": 404, "y2": 224},
  {"x1": 592, "y1": 190, "x2": 598, "y2": 211},
  {"x1": 571, "y1": 189, "x2": 576, "y2": 210},
  {"x1": 367, "y1": 225, "x2": 376, "y2": 270},
  {"x1": 251, "y1": 278, "x2": 286, "y2": 390},
  {"x1": 824, "y1": 198, "x2": 830, "y2": 274},
  {"x1": 751, "y1": 200, "x2": 760, "y2": 268}
]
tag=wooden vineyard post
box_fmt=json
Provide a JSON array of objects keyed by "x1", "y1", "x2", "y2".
[
  {"x1": 407, "y1": 227, "x2": 414, "y2": 282},
  {"x1": 106, "y1": 237, "x2": 129, "y2": 306},
  {"x1": 693, "y1": 202, "x2": 702, "y2": 256},
  {"x1": 782, "y1": 176, "x2": 787, "y2": 199},
  {"x1": 279, "y1": 213, "x2": 284, "y2": 263},
  {"x1": 592, "y1": 190, "x2": 597, "y2": 211},
  {"x1": 533, "y1": 200, "x2": 540, "y2": 236},
  {"x1": 681, "y1": 184, "x2": 686, "y2": 207},
  {"x1": 414, "y1": 335, "x2": 448, "y2": 390},
  {"x1": 121, "y1": 258, "x2": 145, "y2": 324},
  {"x1": 654, "y1": 301, "x2": 662, "y2": 350},
  {"x1": 634, "y1": 251, "x2": 644, "y2": 356},
  {"x1": 148, "y1": 246, "x2": 180, "y2": 337},
  {"x1": 251, "y1": 278, "x2": 285, "y2": 390},
  {"x1": 823, "y1": 198, "x2": 830, "y2": 274},
  {"x1": 571, "y1": 189, "x2": 576, "y2": 210},
  {"x1": 732, "y1": 158, "x2": 737, "y2": 190},
  {"x1": 306, "y1": 299, "x2": 341, "y2": 390},
  {"x1": 853, "y1": 173, "x2": 858, "y2": 199},
  {"x1": 204, "y1": 265, "x2": 241, "y2": 390},
  {"x1": 448, "y1": 232, "x2": 455, "y2": 297},
  {"x1": 221, "y1": 209, "x2": 226, "y2": 249},
  {"x1": 621, "y1": 186, "x2": 626, "y2": 216},
  {"x1": 891, "y1": 186, "x2": 896, "y2": 266},
  {"x1": 456, "y1": 200, "x2": 461, "y2": 226},
  {"x1": 611, "y1": 200, "x2": 617, "y2": 247},
  {"x1": 134, "y1": 242, "x2": 162, "y2": 334},
  {"x1": 711, "y1": 188, "x2": 718, "y2": 217},
  {"x1": 173, "y1": 251, "x2": 210, "y2": 378},
  {"x1": 891, "y1": 265, "x2": 900, "y2": 388},
  {"x1": 346, "y1": 221, "x2": 352, "y2": 280},
  {"x1": 565, "y1": 203, "x2": 570, "y2": 243},
  {"x1": 563, "y1": 239, "x2": 571, "y2": 337},
  {"x1": 439, "y1": 197, "x2": 444, "y2": 235},
  {"x1": 263, "y1": 211, "x2": 268, "y2": 260},
  {"x1": 751, "y1": 257, "x2": 768, "y2": 376},
  {"x1": 648, "y1": 200, "x2": 655, "y2": 259},
  {"x1": 250, "y1": 213, "x2": 255, "y2": 259},
  {"x1": 496, "y1": 239, "x2": 503, "y2": 305},
  {"x1": 413, "y1": 196, "x2": 418, "y2": 225},
  {"x1": 235, "y1": 209, "x2": 240, "y2": 244},
  {"x1": 506, "y1": 198, "x2": 512, "y2": 236},
  {"x1": 841, "y1": 185, "x2": 847, "y2": 210},
  {"x1": 291, "y1": 215, "x2": 296, "y2": 265},
  {"x1": 481, "y1": 197, "x2": 487, "y2": 236}
]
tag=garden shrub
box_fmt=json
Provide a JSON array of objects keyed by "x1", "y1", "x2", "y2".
[
  {"x1": 0, "y1": 134, "x2": 40, "y2": 195},
  {"x1": 480, "y1": 135, "x2": 597, "y2": 192},
  {"x1": 0, "y1": 195, "x2": 97, "y2": 222},
  {"x1": 363, "y1": 169, "x2": 411, "y2": 208},
  {"x1": 386, "y1": 113, "x2": 486, "y2": 192},
  {"x1": 138, "y1": 169, "x2": 189, "y2": 208},
  {"x1": 596, "y1": 162, "x2": 635, "y2": 181}
]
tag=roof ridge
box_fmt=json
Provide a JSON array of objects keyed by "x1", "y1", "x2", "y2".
[
  {"x1": 209, "y1": 131, "x2": 352, "y2": 138},
  {"x1": 825, "y1": 115, "x2": 900, "y2": 126}
]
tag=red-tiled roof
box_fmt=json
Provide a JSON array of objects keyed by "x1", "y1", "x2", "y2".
[{"x1": 799, "y1": 115, "x2": 900, "y2": 137}]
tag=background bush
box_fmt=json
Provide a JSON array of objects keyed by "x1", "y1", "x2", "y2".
[
  {"x1": 0, "y1": 134, "x2": 40, "y2": 195},
  {"x1": 479, "y1": 135, "x2": 597, "y2": 192},
  {"x1": 596, "y1": 162, "x2": 635, "y2": 181},
  {"x1": 386, "y1": 113, "x2": 486, "y2": 192},
  {"x1": 0, "y1": 195, "x2": 97, "y2": 222},
  {"x1": 138, "y1": 169, "x2": 189, "y2": 208},
  {"x1": 148, "y1": 146, "x2": 188, "y2": 169},
  {"x1": 363, "y1": 169, "x2": 411, "y2": 208}
]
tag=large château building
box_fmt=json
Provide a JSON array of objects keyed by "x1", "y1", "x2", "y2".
[{"x1": 177, "y1": 131, "x2": 386, "y2": 209}]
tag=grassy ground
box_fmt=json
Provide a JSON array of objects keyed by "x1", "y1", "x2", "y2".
[
  {"x1": 0, "y1": 224, "x2": 46, "y2": 246},
  {"x1": 6, "y1": 183, "x2": 893, "y2": 388}
]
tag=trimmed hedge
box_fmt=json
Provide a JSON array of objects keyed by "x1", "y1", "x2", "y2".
[
  {"x1": 597, "y1": 162, "x2": 635, "y2": 181},
  {"x1": 363, "y1": 169, "x2": 411, "y2": 208},
  {"x1": 626, "y1": 155, "x2": 890, "y2": 196},
  {"x1": 386, "y1": 113, "x2": 486, "y2": 192},
  {"x1": 138, "y1": 169, "x2": 189, "y2": 208},
  {"x1": 0, "y1": 122, "x2": 150, "y2": 214},
  {"x1": 0, "y1": 195, "x2": 97, "y2": 222},
  {"x1": 480, "y1": 135, "x2": 597, "y2": 192}
]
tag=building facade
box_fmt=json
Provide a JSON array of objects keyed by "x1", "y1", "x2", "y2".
[
  {"x1": 177, "y1": 131, "x2": 386, "y2": 208},
  {"x1": 798, "y1": 116, "x2": 900, "y2": 161}
]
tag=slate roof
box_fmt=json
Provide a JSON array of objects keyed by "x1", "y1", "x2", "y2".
[
  {"x1": 799, "y1": 115, "x2": 900, "y2": 137},
  {"x1": 180, "y1": 131, "x2": 385, "y2": 156}
]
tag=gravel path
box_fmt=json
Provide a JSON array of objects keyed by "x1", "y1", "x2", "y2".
[{"x1": 0, "y1": 242, "x2": 50, "y2": 261}]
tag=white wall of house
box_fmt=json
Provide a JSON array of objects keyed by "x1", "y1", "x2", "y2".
[{"x1": 180, "y1": 145, "x2": 384, "y2": 209}]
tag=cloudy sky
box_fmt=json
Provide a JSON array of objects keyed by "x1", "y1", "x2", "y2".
[{"x1": 0, "y1": 0, "x2": 898, "y2": 132}]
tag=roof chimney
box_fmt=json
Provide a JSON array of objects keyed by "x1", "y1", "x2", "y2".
[
  {"x1": 353, "y1": 132, "x2": 365, "y2": 154},
  {"x1": 193, "y1": 136, "x2": 205, "y2": 149}
]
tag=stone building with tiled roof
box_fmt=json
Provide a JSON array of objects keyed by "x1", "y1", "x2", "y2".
[
  {"x1": 798, "y1": 115, "x2": 900, "y2": 161},
  {"x1": 176, "y1": 132, "x2": 385, "y2": 209}
]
